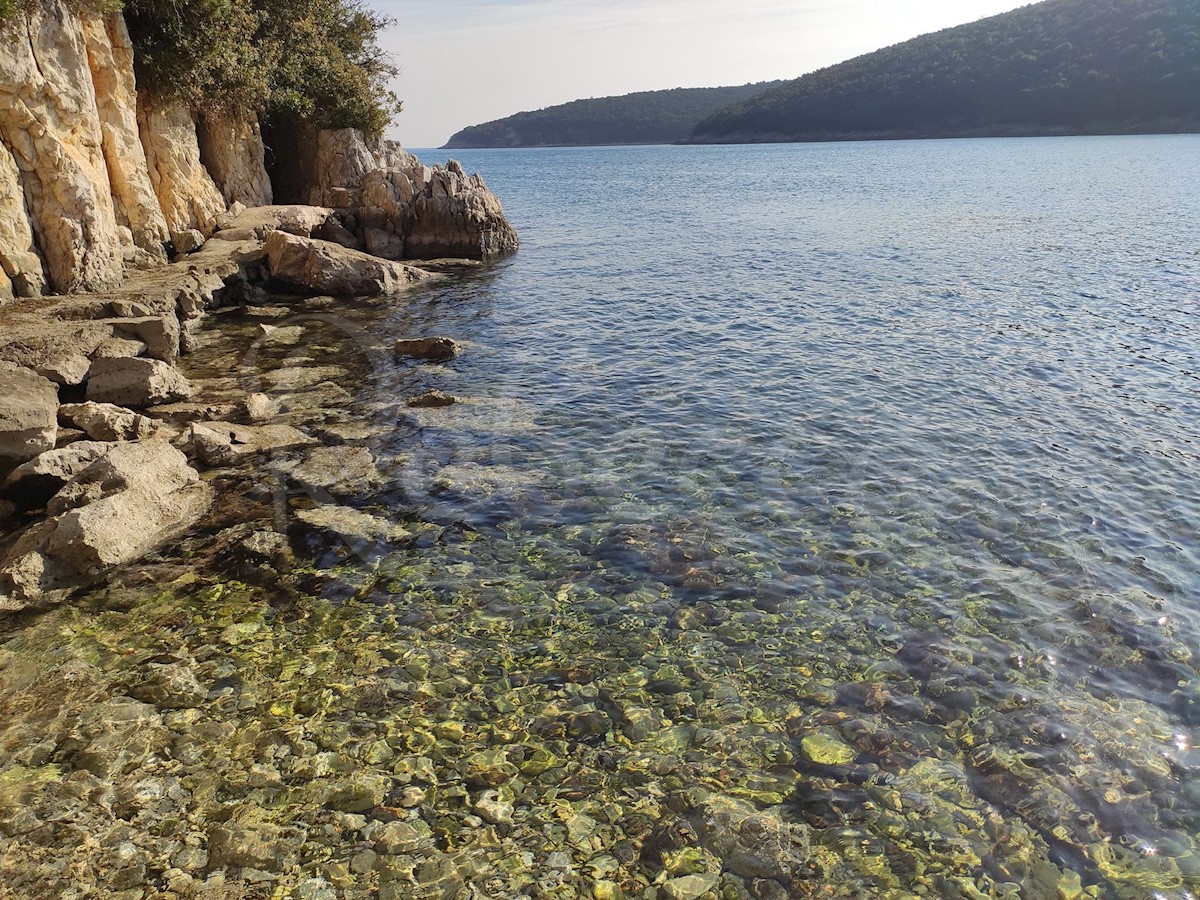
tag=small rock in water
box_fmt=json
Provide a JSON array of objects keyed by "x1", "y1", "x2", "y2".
[
  {"x1": 800, "y1": 732, "x2": 857, "y2": 766},
  {"x1": 406, "y1": 389, "x2": 456, "y2": 408},
  {"x1": 473, "y1": 789, "x2": 514, "y2": 825},
  {"x1": 663, "y1": 873, "x2": 720, "y2": 900},
  {"x1": 394, "y1": 337, "x2": 457, "y2": 361}
]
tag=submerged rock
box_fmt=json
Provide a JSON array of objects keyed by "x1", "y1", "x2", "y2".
[
  {"x1": 689, "y1": 794, "x2": 809, "y2": 881},
  {"x1": 406, "y1": 389, "x2": 456, "y2": 408},
  {"x1": 294, "y1": 506, "x2": 410, "y2": 547},
  {"x1": 394, "y1": 337, "x2": 457, "y2": 361},
  {"x1": 283, "y1": 445, "x2": 380, "y2": 499},
  {"x1": 187, "y1": 420, "x2": 316, "y2": 466}
]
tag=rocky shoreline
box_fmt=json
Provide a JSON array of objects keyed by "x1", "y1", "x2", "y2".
[
  {"x1": 0, "y1": 142, "x2": 514, "y2": 614},
  {"x1": 0, "y1": 151, "x2": 533, "y2": 895}
]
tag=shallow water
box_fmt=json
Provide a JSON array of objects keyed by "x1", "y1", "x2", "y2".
[
  {"x1": 5, "y1": 135, "x2": 1200, "y2": 899},
  {"x1": 375, "y1": 136, "x2": 1200, "y2": 896}
]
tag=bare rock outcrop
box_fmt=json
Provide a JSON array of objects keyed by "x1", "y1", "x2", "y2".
[
  {"x1": 306, "y1": 129, "x2": 518, "y2": 261},
  {"x1": 0, "y1": 440, "x2": 212, "y2": 609},
  {"x1": 198, "y1": 109, "x2": 274, "y2": 208},
  {"x1": 136, "y1": 92, "x2": 227, "y2": 243},
  {"x1": 81, "y1": 13, "x2": 170, "y2": 267},
  {"x1": 0, "y1": 142, "x2": 46, "y2": 302},
  {"x1": 0, "y1": 364, "x2": 58, "y2": 462},
  {"x1": 0, "y1": 1, "x2": 124, "y2": 294},
  {"x1": 0, "y1": 3, "x2": 242, "y2": 294},
  {"x1": 264, "y1": 231, "x2": 433, "y2": 296}
]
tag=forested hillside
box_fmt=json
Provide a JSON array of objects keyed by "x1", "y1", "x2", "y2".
[
  {"x1": 443, "y1": 82, "x2": 783, "y2": 148},
  {"x1": 690, "y1": 0, "x2": 1200, "y2": 143}
]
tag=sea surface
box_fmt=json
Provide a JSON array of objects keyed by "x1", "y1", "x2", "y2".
[
  {"x1": 386, "y1": 136, "x2": 1200, "y2": 897},
  {"x1": 9, "y1": 136, "x2": 1200, "y2": 899}
]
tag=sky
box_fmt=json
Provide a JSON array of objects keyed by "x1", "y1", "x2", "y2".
[{"x1": 375, "y1": 0, "x2": 1028, "y2": 149}]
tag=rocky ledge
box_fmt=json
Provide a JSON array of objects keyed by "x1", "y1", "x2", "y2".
[{"x1": 0, "y1": 170, "x2": 512, "y2": 613}]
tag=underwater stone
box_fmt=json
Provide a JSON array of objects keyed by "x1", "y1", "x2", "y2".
[
  {"x1": 394, "y1": 337, "x2": 457, "y2": 361},
  {"x1": 800, "y1": 732, "x2": 856, "y2": 766},
  {"x1": 406, "y1": 389, "x2": 456, "y2": 408},
  {"x1": 374, "y1": 820, "x2": 429, "y2": 855},
  {"x1": 207, "y1": 817, "x2": 307, "y2": 872},
  {"x1": 127, "y1": 663, "x2": 208, "y2": 709},
  {"x1": 465, "y1": 748, "x2": 518, "y2": 787},
  {"x1": 663, "y1": 873, "x2": 720, "y2": 900}
]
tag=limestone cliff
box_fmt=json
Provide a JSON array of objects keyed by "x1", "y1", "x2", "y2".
[
  {"x1": 0, "y1": 1, "x2": 516, "y2": 299},
  {"x1": 0, "y1": 1, "x2": 256, "y2": 297},
  {"x1": 306, "y1": 129, "x2": 520, "y2": 261}
]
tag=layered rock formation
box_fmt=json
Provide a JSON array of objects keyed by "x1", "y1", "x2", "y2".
[
  {"x1": 0, "y1": 3, "x2": 515, "y2": 299},
  {"x1": 0, "y1": 0, "x2": 518, "y2": 613},
  {"x1": 305, "y1": 129, "x2": 519, "y2": 261}
]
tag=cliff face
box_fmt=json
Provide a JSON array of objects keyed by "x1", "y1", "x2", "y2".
[
  {"x1": 0, "y1": 1, "x2": 516, "y2": 302},
  {"x1": 0, "y1": 2, "x2": 252, "y2": 297}
]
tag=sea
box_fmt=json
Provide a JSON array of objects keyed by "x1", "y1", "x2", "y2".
[
  {"x1": 381, "y1": 135, "x2": 1200, "y2": 897},
  {"x1": 11, "y1": 135, "x2": 1189, "y2": 898}
]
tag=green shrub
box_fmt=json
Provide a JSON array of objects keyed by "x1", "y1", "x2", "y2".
[
  {"x1": 0, "y1": 0, "x2": 401, "y2": 138},
  {"x1": 124, "y1": 0, "x2": 401, "y2": 138}
]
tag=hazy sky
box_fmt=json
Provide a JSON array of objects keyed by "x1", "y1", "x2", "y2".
[{"x1": 376, "y1": 0, "x2": 1026, "y2": 149}]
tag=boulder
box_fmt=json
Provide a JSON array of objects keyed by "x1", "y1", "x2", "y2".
[
  {"x1": 394, "y1": 338, "x2": 458, "y2": 361},
  {"x1": 44, "y1": 441, "x2": 212, "y2": 572},
  {"x1": 213, "y1": 205, "x2": 332, "y2": 242},
  {"x1": 242, "y1": 392, "x2": 279, "y2": 423},
  {"x1": 0, "y1": 441, "x2": 211, "y2": 607},
  {"x1": 86, "y1": 357, "x2": 194, "y2": 408},
  {"x1": 406, "y1": 389, "x2": 456, "y2": 408},
  {"x1": 170, "y1": 229, "x2": 205, "y2": 255},
  {"x1": 264, "y1": 231, "x2": 432, "y2": 296},
  {"x1": 187, "y1": 421, "x2": 316, "y2": 466},
  {"x1": 0, "y1": 364, "x2": 59, "y2": 461},
  {"x1": 58, "y1": 401, "x2": 163, "y2": 441},
  {"x1": 2, "y1": 440, "x2": 115, "y2": 507},
  {"x1": 109, "y1": 315, "x2": 181, "y2": 363}
]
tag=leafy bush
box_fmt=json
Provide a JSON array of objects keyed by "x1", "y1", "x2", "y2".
[
  {"x1": 1, "y1": 0, "x2": 401, "y2": 138},
  {"x1": 124, "y1": 0, "x2": 401, "y2": 138}
]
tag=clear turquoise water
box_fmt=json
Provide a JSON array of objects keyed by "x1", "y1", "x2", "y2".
[{"x1": 360, "y1": 136, "x2": 1200, "y2": 896}]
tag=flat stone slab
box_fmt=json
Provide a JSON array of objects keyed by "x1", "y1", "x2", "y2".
[
  {"x1": 265, "y1": 231, "x2": 433, "y2": 296},
  {"x1": 86, "y1": 357, "x2": 194, "y2": 408},
  {"x1": 294, "y1": 506, "x2": 410, "y2": 547}
]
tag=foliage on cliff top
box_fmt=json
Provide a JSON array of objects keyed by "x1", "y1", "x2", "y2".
[
  {"x1": 443, "y1": 82, "x2": 785, "y2": 149},
  {"x1": 691, "y1": 0, "x2": 1200, "y2": 142},
  {"x1": 124, "y1": 0, "x2": 401, "y2": 137},
  {"x1": 0, "y1": 0, "x2": 401, "y2": 138},
  {"x1": 0, "y1": 0, "x2": 120, "y2": 21}
]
